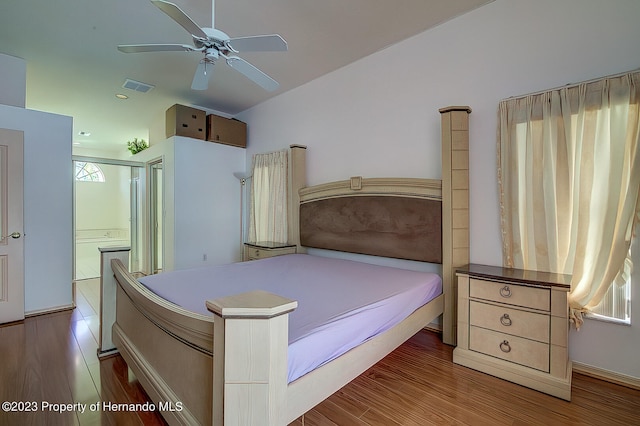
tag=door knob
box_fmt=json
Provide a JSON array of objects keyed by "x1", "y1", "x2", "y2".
[{"x1": 2, "y1": 231, "x2": 21, "y2": 239}]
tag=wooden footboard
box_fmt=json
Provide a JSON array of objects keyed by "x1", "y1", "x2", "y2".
[
  {"x1": 112, "y1": 285, "x2": 213, "y2": 424},
  {"x1": 109, "y1": 255, "x2": 301, "y2": 425},
  {"x1": 105, "y1": 254, "x2": 443, "y2": 425},
  {"x1": 110, "y1": 257, "x2": 215, "y2": 424}
]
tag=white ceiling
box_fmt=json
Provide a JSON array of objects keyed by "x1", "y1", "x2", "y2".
[{"x1": 0, "y1": 0, "x2": 492, "y2": 153}]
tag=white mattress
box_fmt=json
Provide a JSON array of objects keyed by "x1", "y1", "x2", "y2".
[{"x1": 138, "y1": 254, "x2": 442, "y2": 382}]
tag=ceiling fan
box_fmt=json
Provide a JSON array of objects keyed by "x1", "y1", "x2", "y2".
[{"x1": 118, "y1": 0, "x2": 287, "y2": 91}]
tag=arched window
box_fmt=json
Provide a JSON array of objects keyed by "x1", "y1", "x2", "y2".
[{"x1": 75, "y1": 161, "x2": 105, "y2": 182}]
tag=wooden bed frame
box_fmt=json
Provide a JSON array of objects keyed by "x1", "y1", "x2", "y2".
[{"x1": 98, "y1": 106, "x2": 471, "y2": 425}]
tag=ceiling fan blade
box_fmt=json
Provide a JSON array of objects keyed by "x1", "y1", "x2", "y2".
[
  {"x1": 191, "y1": 60, "x2": 213, "y2": 90},
  {"x1": 226, "y1": 56, "x2": 279, "y2": 91},
  {"x1": 226, "y1": 35, "x2": 288, "y2": 52},
  {"x1": 118, "y1": 44, "x2": 196, "y2": 53},
  {"x1": 151, "y1": 0, "x2": 208, "y2": 40}
]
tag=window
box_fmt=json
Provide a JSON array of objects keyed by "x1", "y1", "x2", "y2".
[
  {"x1": 589, "y1": 242, "x2": 634, "y2": 323},
  {"x1": 498, "y1": 71, "x2": 640, "y2": 327},
  {"x1": 75, "y1": 161, "x2": 105, "y2": 182}
]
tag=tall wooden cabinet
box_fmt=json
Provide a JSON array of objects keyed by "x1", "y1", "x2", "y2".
[{"x1": 453, "y1": 264, "x2": 573, "y2": 400}]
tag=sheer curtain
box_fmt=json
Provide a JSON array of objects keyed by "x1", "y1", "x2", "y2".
[
  {"x1": 248, "y1": 149, "x2": 288, "y2": 244},
  {"x1": 498, "y1": 71, "x2": 640, "y2": 327}
]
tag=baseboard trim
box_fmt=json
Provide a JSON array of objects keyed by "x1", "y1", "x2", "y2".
[
  {"x1": 97, "y1": 348, "x2": 120, "y2": 360},
  {"x1": 573, "y1": 362, "x2": 640, "y2": 390},
  {"x1": 25, "y1": 304, "x2": 75, "y2": 318},
  {"x1": 424, "y1": 322, "x2": 442, "y2": 333}
]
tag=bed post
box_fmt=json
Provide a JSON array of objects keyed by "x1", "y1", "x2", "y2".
[
  {"x1": 439, "y1": 106, "x2": 471, "y2": 346},
  {"x1": 206, "y1": 291, "x2": 297, "y2": 426},
  {"x1": 288, "y1": 144, "x2": 307, "y2": 253},
  {"x1": 98, "y1": 246, "x2": 130, "y2": 357}
]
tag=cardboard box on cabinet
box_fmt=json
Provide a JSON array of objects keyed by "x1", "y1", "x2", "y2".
[
  {"x1": 166, "y1": 104, "x2": 206, "y2": 140},
  {"x1": 206, "y1": 114, "x2": 247, "y2": 148}
]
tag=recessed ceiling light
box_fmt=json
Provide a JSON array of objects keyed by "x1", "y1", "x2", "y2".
[
  {"x1": 78, "y1": 131, "x2": 91, "y2": 136},
  {"x1": 115, "y1": 93, "x2": 129, "y2": 99}
]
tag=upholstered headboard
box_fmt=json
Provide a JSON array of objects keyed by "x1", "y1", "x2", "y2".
[{"x1": 299, "y1": 177, "x2": 442, "y2": 263}]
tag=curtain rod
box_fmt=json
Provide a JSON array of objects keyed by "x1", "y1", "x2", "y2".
[{"x1": 502, "y1": 68, "x2": 640, "y2": 101}]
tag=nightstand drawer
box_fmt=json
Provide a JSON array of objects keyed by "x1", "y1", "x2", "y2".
[
  {"x1": 469, "y1": 300, "x2": 550, "y2": 343},
  {"x1": 469, "y1": 278, "x2": 550, "y2": 311},
  {"x1": 244, "y1": 244, "x2": 296, "y2": 261},
  {"x1": 469, "y1": 326, "x2": 550, "y2": 372},
  {"x1": 248, "y1": 247, "x2": 266, "y2": 260}
]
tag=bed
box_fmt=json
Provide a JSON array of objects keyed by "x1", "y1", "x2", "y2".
[{"x1": 98, "y1": 106, "x2": 471, "y2": 425}]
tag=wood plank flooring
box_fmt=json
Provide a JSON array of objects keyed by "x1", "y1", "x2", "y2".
[
  {"x1": 293, "y1": 332, "x2": 640, "y2": 425},
  {"x1": 1, "y1": 279, "x2": 639, "y2": 425},
  {"x1": 0, "y1": 279, "x2": 166, "y2": 426}
]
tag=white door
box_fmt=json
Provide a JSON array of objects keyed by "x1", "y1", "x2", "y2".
[{"x1": 0, "y1": 128, "x2": 24, "y2": 324}]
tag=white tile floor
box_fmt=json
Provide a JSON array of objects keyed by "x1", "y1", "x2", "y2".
[
  {"x1": 74, "y1": 278, "x2": 101, "y2": 340},
  {"x1": 75, "y1": 255, "x2": 101, "y2": 280}
]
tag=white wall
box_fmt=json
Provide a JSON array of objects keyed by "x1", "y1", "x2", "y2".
[
  {"x1": 0, "y1": 53, "x2": 26, "y2": 107},
  {"x1": 75, "y1": 163, "x2": 131, "y2": 232},
  {"x1": 132, "y1": 137, "x2": 246, "y2": 271},
  {"x1": 0, "y1": 104, "x2": 73, "y2": 313},
  {"x1": 173, "y1": 137, "x2": 245, "y2": 269},
  {"x1": 238, "y1": 0, "x2": 640, "y2": 379}
]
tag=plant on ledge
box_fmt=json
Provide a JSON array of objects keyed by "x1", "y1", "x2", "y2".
[{"x1": 127, "y1": 138, "x2": 149, "y2": 155}]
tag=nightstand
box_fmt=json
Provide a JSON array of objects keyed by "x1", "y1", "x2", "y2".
[
  {"x1": 453, "y1": 264, "x2": 572, "y2": 400},
  {"x1": 243, "y1": 241, "x2": 297, "y2": 261}
]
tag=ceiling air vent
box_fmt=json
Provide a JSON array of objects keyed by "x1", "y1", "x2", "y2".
[{"x1": 122, "y1": 78, "x2": 155, "y2": 93}]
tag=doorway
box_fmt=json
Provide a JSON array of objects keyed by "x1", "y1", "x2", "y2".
[
  {"x1": 149, "y1": 160, "x2": 163, "y2": 274},
  {"x1": 73, "y1": 159, "x2": 144, "y2": 279},
  {"x1": 72, "y1": 157, "x2": 144, "y2": 319}
]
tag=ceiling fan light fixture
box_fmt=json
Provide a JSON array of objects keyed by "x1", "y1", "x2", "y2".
[
  {"x1": 118, "y1": 0, "x2": 287, "y2": 92},
  {"x1": 205, "y1": 48, "x2": 219, "y2": 61}
]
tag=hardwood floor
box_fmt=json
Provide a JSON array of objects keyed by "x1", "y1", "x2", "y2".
[
  {"x1": 0, "y1": 279, "x2": 166, "y2": 426},
  {"x1": 1, "y1": 279, "x2": 639, "y2": 425},
  {"x1": 294, "y1": 332, "x2": 640, "y2": 425}
]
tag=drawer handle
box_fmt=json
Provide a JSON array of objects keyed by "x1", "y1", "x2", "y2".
[
  {"x1": 254, "y1": 250, "x2": 260, "y2": 256},
  {"x1": 499, "y1": 340, "x2": 511, "y2": 353},
  {"x1": 499, "y1": 285, "x2": 512, "y2": 298},
  {"x1": 500, "y1": 313, "x2": 512, "y2": 326}
]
